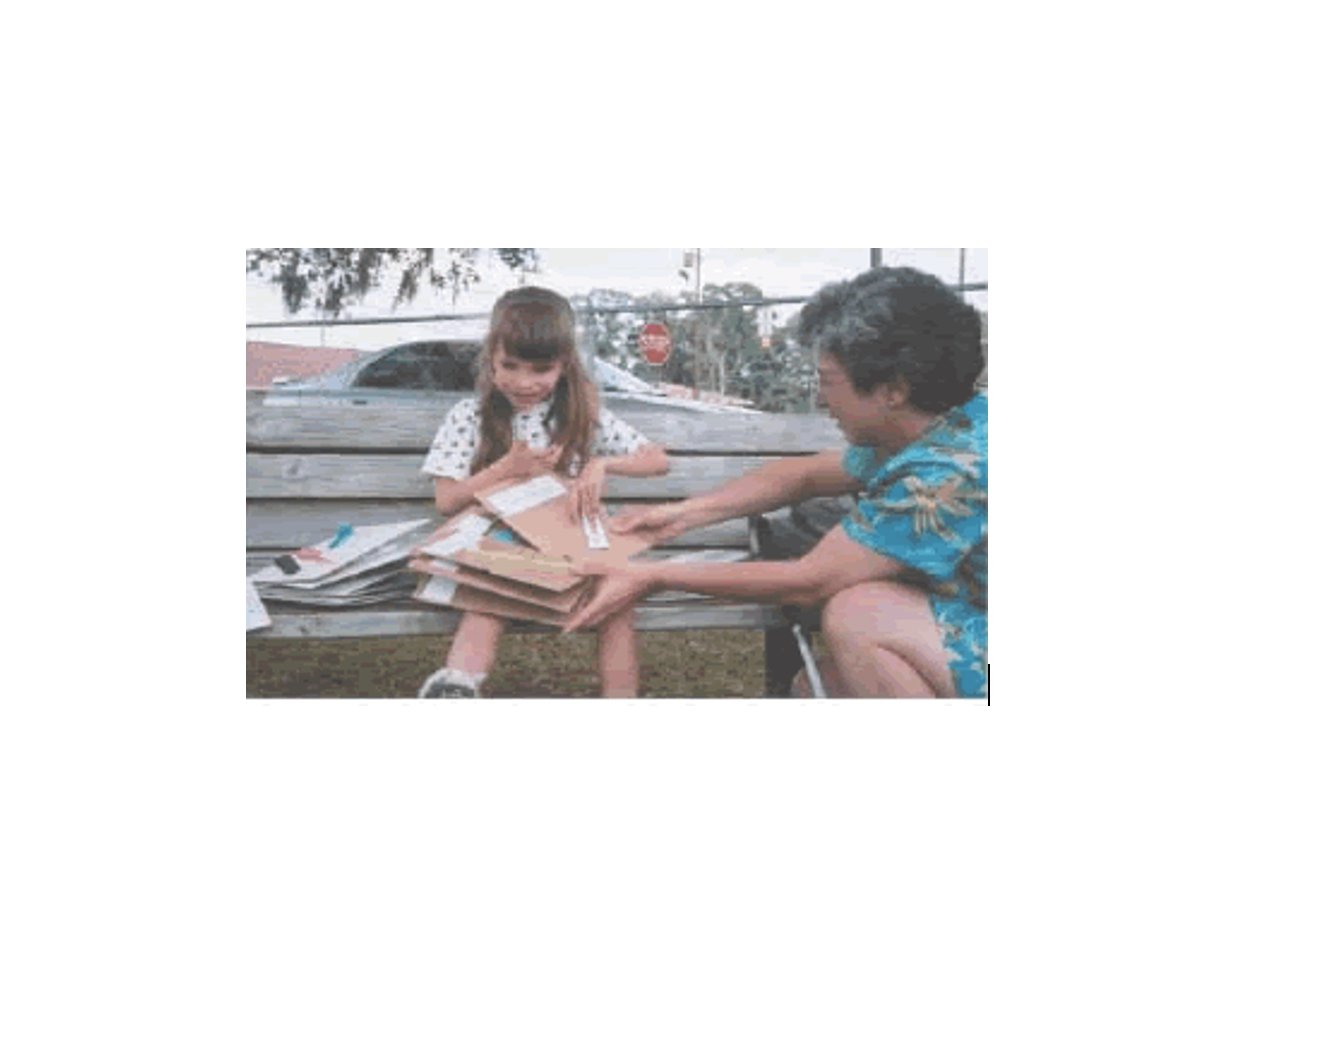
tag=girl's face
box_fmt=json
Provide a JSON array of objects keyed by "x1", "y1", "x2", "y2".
[{"x1": 492, "y1": 343, "x2": 564, "y2": 412}]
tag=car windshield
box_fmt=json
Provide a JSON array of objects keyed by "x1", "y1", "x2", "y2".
[
  {"x1": 592, "y1": 358, "x2": 661, "y2": 395},
  {"x1": 352, "y1": 342, "x2": 478, "y2": 391}
]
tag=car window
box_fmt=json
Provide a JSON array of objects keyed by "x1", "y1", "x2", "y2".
[{"x1": 353, "y1": 343, "x2": 478, "y2": 391}]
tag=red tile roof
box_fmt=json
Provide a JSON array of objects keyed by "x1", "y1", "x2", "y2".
[{"x1": 247, "y1": 342, "x2": 365, "y2": 388}]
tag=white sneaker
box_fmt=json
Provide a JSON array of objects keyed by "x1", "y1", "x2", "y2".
[{"x1": 417, "y1": 669, "x2": 482, "y2": 699}]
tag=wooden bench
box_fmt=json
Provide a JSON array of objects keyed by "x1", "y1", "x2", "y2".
[{"x1": 247, "y1": 388, "x2": 848, "y2": 694}]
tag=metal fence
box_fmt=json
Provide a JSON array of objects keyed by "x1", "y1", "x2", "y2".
[{"x1": 247, "y1": 250, "x2": 988, "y2": 413}]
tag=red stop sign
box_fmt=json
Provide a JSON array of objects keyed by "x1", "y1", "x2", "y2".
[{"x1": 639, "y1": 323, "x2": 672, "y2": 366}]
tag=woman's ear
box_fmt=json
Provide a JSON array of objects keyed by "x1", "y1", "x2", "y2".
[{"x1": 879, "y1": 377, "x2": 911, "y2": 407}]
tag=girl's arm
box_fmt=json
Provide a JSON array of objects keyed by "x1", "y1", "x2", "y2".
[
  {"x1": 434, "y1": 442, "x2": 563, "y2": 515},
  {"x1": 594, "y1": 442, "x2": 669, "y2": 479},
  {"x1": 571, "y1": 443, "x2": 670, "y2": 521},
  {"x1": 433, "y1": 466, "x2": 506, "y2": 517}
]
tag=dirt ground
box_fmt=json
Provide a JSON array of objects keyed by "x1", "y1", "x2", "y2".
[{"x1": 247, "y1": 629, "x2": 771, "y2": 698}]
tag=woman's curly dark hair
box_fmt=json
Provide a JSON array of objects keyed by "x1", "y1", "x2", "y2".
[{"x1": 800, "y1": 266, "x2": 985, "y2": 414}]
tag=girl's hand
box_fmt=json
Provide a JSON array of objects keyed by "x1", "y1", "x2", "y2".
[
  {"x1": 571, "y1": 458, "x2": 608, "y2": 522},
  {"x1": 502, "y1": 440, "x2": 563, "y2": 481},
  {"x1": 563, "y1": 562, "x2": 657, "y2": 633}
]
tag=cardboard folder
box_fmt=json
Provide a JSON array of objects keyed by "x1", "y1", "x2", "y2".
[
  {"x1": 409, "y1": 555, "x2": 589, "y2": 614},
  {"x1": 414, "y1": 573, "x2": 577, "y2": 628},
  {"x1": 411, "y1": 475, "x2": 655, "y2": 627},
  {"x1": 453, "y1": 541, "x2": 583, "y2": 593},
  {"x1": 475, "y1": 475, "x2": 655, "y2": 566}
]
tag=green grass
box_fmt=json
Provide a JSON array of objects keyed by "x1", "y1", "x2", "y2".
[{"x1": 247, "y1": 630, "x2": 769, "y2": 698}]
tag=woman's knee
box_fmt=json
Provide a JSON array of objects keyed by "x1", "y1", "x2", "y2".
[
  {"x1": 821, "y1": 581, "x2": 941, "y2": 665},
  {"x1": 820, "y1": 581, "x2": 956, "y2": 698},
  {"x1": 821, "y1": 582, "x2": 910, "y2": 648}
]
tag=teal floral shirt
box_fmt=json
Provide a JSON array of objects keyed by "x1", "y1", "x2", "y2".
[{"x1": 840, "y1": 394, "x2": 988, "y2": 698}]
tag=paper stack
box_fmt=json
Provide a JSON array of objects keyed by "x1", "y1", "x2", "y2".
[
  {"x1": 247, "y1": 577, "x2": 271, "y2": 631},
  {"x1": 410, "y1": 474, "x2": 657, "y2": 628},
  {"x1": 249, "y1": 518, "x2": 439, "y2": 608}
]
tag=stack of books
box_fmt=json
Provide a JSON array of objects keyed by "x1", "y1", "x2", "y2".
[
  {"x1": 249, "y1": 518, "x2": 439, "y2": 609},
  {"x1": 409, "y1": 474, "x2": 657, "y2": 628}
]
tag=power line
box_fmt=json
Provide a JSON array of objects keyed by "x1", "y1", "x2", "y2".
[{"x1": 246, "y1": 285, "x2": 988, "y2": 330}]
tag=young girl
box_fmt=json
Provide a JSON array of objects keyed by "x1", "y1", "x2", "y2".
[{"x1": 416, "y1": 287, "x2": 670, "y2": 699}]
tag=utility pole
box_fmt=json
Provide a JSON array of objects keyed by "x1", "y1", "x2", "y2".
[
  {"x1": 683, "y1": 249, "x2": 705, "y2": 400},
  {"x1": 697, "y1": 249, "x2": 707, "y2": 400},
  {"x1": 682, "y1": 249, "x2": 703, "y2": 303},
  {"x1": 871, "y1": 248, "x2": 883, "y2": 268}
]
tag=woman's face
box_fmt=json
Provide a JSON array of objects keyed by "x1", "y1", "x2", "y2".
[
  {"x1": 818, "y1": 353, "x2": 877, "y2": 443},
  {"x1": 817, "y1": 353, "x2": 901, "y2": 445},
  {"x1": 492, "y1": 342, "x2": 564, "y2": 412}
]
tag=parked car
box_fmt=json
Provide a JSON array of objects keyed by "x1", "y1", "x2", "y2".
[{"x1": 266, "y1": 340, "x2": 758, "y2": 414}]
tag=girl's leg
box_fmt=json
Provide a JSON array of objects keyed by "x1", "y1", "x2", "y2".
[
  {"x1": 597, "y1": 607, "x2": 640, "y2": 698},
  {"x1": 446, "y1": 610, "x2": 507, "y2": 677}
]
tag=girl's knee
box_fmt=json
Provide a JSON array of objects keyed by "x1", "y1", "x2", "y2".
[
  {"x1": 458, "y1": 611, "x2": 507, "y2": 633},
  {"x1": 598, "y1": 607, "x2": 638, "y2": 633}
]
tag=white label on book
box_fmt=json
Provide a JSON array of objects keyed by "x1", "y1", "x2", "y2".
[
  {"x1": 418, "y1": 575, "x2": 458, "y2": 606},
  {"x1": 422, "y1": 514, "x2": 493, "y2": 559},
  {"x1": 583, "y1": 514, "x2": 610, "y2": 551},
  {"x1": 486, "y1": 476, "x2": 567, "y2": 518}
]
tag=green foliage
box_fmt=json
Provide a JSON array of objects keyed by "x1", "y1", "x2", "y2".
[
  {"x1": 574, "y1": 288, "x2": 646, "y2": 369},
  {"x1": 726, "y1": 318, "x2": 814, "y2": 413},
  {"x1": 571, "y1": 283, "x2": 819, "y2": 413},
  {"x1": 246, "y1": 248, "x2": 538, "y2": 317}
]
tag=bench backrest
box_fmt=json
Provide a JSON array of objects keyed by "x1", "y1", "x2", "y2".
[{"x1": 247, "y1": 389, "x2": 846, "y2": 565}]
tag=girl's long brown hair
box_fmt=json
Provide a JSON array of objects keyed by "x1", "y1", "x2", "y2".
[{"x1": 472, "y1": 287, "x2": 599, "y2": 477}]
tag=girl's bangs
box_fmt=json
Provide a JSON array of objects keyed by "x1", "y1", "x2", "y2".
[
  {"x1": 505, "y1": 337, "x2": 567, "y2": 363},
  {"x1": 491, "y1": 298, "x2": 575, "y2": 362}
]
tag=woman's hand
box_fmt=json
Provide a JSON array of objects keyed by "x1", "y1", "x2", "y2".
[
  {"x1": 501, "y1": 440, "x2": 563, "y2": 481},
  {"x1": 570, "y1": 458, "x2": 608, "y2": 522},
  {"x1": 610, "y1": 501, "x2": 696, "y2": 544},
  {"x1": 563, "y1": 561, "x2": 658, "y2": 633}
]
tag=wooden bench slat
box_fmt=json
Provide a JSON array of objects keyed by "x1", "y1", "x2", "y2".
[
  {"x1": 248, "y1": 390, "x2": 845, "y2": 455},
  {"x1": 249, "y1": 601, "x2": 793, "y2": 639},
  {"x1": 246, "y1": 502, "x2": 783, "y2": 551},
  {"x1": 247, "y1": 453, "x2": 781, "y2": 501},
  {"x1": 247, "y1": 501, "x2": 437, "y2": 548},
  {"x1": 247, "y1": 545, "x2": 751, "y2": 581}
]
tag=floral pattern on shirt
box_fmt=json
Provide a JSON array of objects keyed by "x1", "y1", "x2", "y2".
[
  {"x1": 840, "y1": 394, "x2": 988, "y2": 698},
  {"x1": 421, "y1": 398, "x2": 650, "y2": 481}
]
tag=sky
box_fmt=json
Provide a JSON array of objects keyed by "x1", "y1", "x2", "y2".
[{"x1": 245, "y1": 248, "x2": 989, "y2": 351}]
